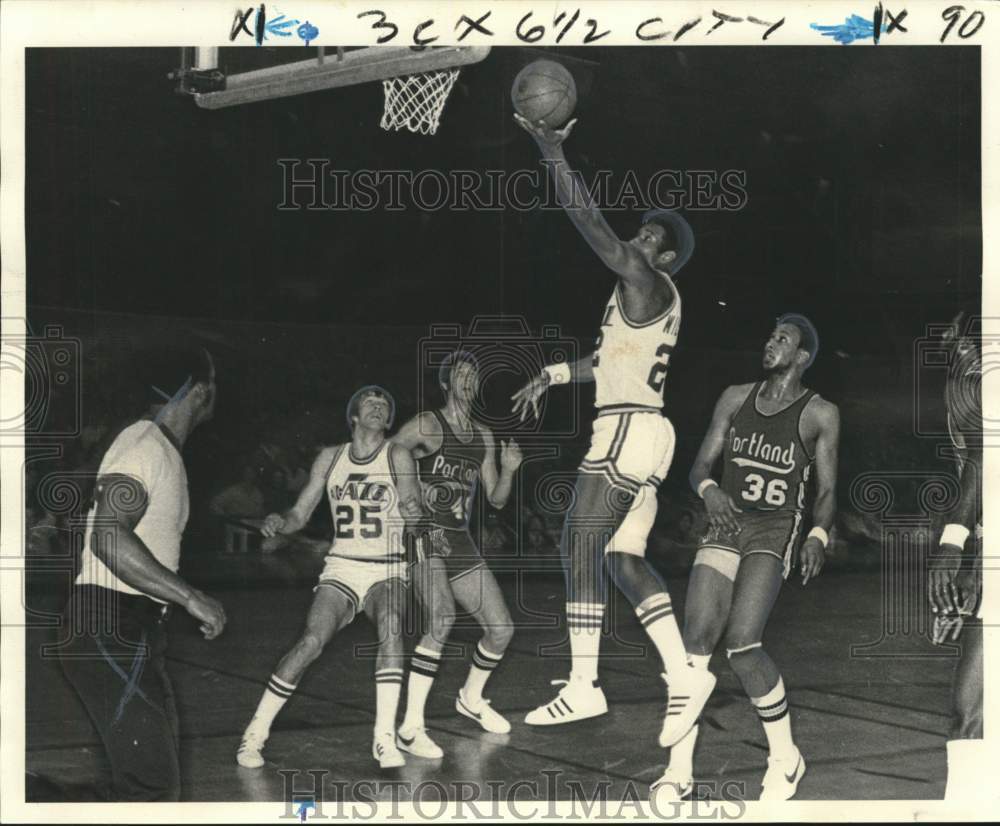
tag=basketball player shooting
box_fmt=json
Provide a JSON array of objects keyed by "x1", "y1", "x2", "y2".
[
  {"x1": 236, "y1": 387, "x2": 436, "y2": 770},
  {"x1": 928, "y1": 310, "x2": 983, "y2": 802},
  {"x1": 510, "y1": 114, "x2": 713, "y2": 742},
  {"x1": 654, "y1": 315, "x2": 840, "y2": 801}
]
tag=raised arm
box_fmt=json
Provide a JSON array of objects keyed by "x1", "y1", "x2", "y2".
[
  {"x1": 261, "y1": 447, "x2": 338, "y2": 537},
  {"x1": 689, "y1": 385, "x2": 750, "y2": 535},
  {"x1": 515, "y1": 115, "x2": 657, "y2": 288},
  {"x1": 90, "y1": 474, "x2": 226, "y2": 638}
]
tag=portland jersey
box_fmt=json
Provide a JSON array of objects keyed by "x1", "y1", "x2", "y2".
[
  {"x1": 720, "y1": 383, "x2": 816, "y2": 514},
  {"x1": 326, "y1": 441, "x2": 405, "y2": 561},
  {"x1": 417, "y1": 410, "x2": 486, "y2": 530},
  {"x1": 592, "y1": 275, "x2": 681, "y2": 409}
]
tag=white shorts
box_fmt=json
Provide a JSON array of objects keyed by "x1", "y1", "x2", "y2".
[
  {"x1": 315, "y1": 555, "x2": 407, "y2": 618},
  {"x1": 580, "y1": 408, "x2": 676, "y2": 557}
]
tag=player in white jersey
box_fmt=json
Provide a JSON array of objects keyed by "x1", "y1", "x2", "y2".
[
  {"x1": 511, "y1": 115, "x2": 714, "y2": 739},
  {"x1": 237, "y1": 387, "x2": 436, "y2": 770}
]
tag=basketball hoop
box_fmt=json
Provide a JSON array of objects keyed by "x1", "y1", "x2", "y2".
[{"x1": 380, "y1": 69, "x2": 460, "y2": 136}]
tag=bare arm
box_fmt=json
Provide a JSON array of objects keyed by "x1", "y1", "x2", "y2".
[
  {"x1": 90, "y1": 474, "x2": 226, "y2": 637},
  {"x1": 797, "y1": 399, "x2": 840, "y2": 585},
  {"x1": 263, "y1": 447, "x2": 337, "y2": 536},
  {"x1": 689, "y1": 385, "x2": 748, "y2": 493},
  {"x1": 689, "y1": 386, "x2": 750, "y2": 535},
  {"x1": 390, "y1": 443, "x2": 441, "y2": 563},
  {"x1": 809, "y1": 400, "x2": 841, "y2": 533},
  {"x1": 516, "y1": 116, "x2": 657, "y2": 288},
  {"x1": 391, "y1": 412, "x2": 441, "y2": 459},
  {"x1": 477, "y1": 426, "x2": 522, "y2": 509}
]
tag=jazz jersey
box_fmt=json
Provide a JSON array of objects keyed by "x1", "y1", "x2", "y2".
[
  {"x1": 720, "y1": 384, "x2": 816, "y2": 514},
  {"x1": 417, "y1": 410, "x2": 486, "y2": 531},
  {"x1": 326, "y1": 441, "x2": 406, "y2": 562},
  {"x1": 592, "y1": 275, "x2": 681, "y2": 410}
]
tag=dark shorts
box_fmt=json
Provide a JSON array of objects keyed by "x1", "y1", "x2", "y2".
[
  {"x1": 698, "y1": 510, "x2": 803, "y2": 579},
  {"x1": 429, "y1": 528, "x2": 486, "y2": 582}
]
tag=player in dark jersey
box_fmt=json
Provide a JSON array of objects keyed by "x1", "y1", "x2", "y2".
[
  {"x1": 927, "y1": 310, "x2": 983, "y2": 801},
  {"x1": 392, "y1": 351, "x2": 524, "y2": 758},
  {"x1": 653, "y1": 314, "x2": 840, "y2": 802}
]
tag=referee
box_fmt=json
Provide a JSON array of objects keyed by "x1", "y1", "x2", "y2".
[{"x1": 58, "y1": 346, "x2": 227, "y2": 801}]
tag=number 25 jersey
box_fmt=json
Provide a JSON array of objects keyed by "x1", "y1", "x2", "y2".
[
  {"x1": 592, "y1": 275, "x2": 681, "y2": 410},
  {"x1": 720, "y1": 383, "x2": 816, "y2": 514},
  {"x1": 326, "y1": 441, "x2": 406, "y2": 561}
]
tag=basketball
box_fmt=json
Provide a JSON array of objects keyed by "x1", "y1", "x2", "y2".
[{"x1": 511, "y1": 59, "x2": 577, "y2": 127}]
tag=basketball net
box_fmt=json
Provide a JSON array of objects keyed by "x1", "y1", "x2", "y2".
[{"x1": 381, "y1": 69, "x2": 460, "y2": 136}]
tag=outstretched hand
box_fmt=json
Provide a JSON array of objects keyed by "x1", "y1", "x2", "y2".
[
  {"x1": 514, "y1": 114, "x2": 578, "y2": 148},
  {"x1": 511, "y1": 373, "x2": 551, "y2": 422}
]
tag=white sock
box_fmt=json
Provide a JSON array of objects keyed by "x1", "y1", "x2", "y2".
[
  {"x1": 401, "y1": 645, "x2": 441, "y2": 731},
  {"x1": 374, "y1": 668, "x2": 403, "y2": 737},
  {"x1": 751, "y1": 677, "x2": 796, "y2": 761},
  {"x1": 463, "y1": 642, "x2": 504, "y2": 705},
  {"x1": 567, "y1": 602, "x2": 603, "y2": 682},
  {"x1": 636, "y1": 593, "x2": 687, "y2": 676},
  {"x1": 667, "y1": 723, "x2": 699, "y2": 778},
  {"x1": 247, "y1": 674, "x2": 297, "y2": 738}
]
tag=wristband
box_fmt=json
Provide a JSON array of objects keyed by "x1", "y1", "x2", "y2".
[
  {"x1": 697, "y1": 478, "x2": 719, "y2": 499},
  {"x1": 940, "y1": 523, "x2": 970, "y2": 549},
  {"x1": 543, "y1": 363, "x2": 571, "y2": 385},
  {"x1": 808, "y1": 526, "x2": 829, "y2": 548}
]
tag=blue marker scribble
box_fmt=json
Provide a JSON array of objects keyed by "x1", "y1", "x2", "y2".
[
  {"x1": 297, "y1": 21, "x2": 319, "y2": 46},
  {"x1": 264, "y1": 13, "x2": 300, "y2": 40},
  {"x1": 810, "y1": 14, "x2": 887, "y2": 45},
  {"x1": 295, "y1": 799, "x2": 316, "y2": 822}
]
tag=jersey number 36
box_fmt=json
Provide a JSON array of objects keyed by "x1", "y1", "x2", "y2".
[{"x1": 741, "y1": 473, "x2": 787, "y2": 507}]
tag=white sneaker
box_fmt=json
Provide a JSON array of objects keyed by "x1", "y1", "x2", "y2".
[
  {"x1": 524, "y1": 677, "x2": 608, "y2": 726},
  {"x1": 456, "y1": 689, "x2": 511, "y2": 734},
  {"x1": 650, "y1": 766, "x2": 693, "y2": 802},
  {"x1": 236, "y1": 728, "x2": 267, "y2": 769},
  {"x1": 396, "y1": 726, "x2": 444, "y2": 759},
  {"x1": 760, "y1": 748, "x2": 806, "y2": 801},
  {"x1": 659, "y1": 668, "x2": 716, "y2": 747},
  {"x1": 373, "y1": 732, "x2": 406, "y2": 769}
]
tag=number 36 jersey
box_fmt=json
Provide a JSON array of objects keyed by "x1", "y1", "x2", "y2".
[
  {"x1": 720, "y1": 383, "x2": 816, "y2": 514},
  {"x1": 326, "y1": 441, "x2": 406, "y2": 562},
  {"x1": 592, "y1": 275, "x2": 681, "y2": 410}
]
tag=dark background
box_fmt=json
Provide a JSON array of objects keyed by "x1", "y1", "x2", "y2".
[{"x1": 24, "y1": 45, "x2": 982, "y2": 566}]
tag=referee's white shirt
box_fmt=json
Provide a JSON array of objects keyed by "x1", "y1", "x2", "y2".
[{"x1": 76, "y1": 420, "x2": 189, "y2": 602}]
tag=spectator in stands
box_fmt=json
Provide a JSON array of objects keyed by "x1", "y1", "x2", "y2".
[{"x1": 209, "y1": 464, "x2": 265, "y2": 519}]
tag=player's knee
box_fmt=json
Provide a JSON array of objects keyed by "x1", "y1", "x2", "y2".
[
  {"x1": 723, "y1": 640, "x2": 762, "y2": 672},
  {"x1": 483, "y1": 618, "x2": 514, "y2": 653}
]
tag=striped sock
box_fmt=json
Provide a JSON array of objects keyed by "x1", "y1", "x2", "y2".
[
  {"x1": 567, "y1": 602, "x2": 603, "y2": 682},
  {"x1": 401, "y1": 646, "x2": 442, "y2": 731},
  {"x1": 248, "y1": 674, "x2": 297, "y2": 737},
  {"x1": 374, "y1": 668, "x2": 404, "y2": 736},
  {"x1": 751, "y1": 676, "x2": 796, "y2": 761},
  {"x1": 463, "y1": 642, "x2": 504, "y2": 705},
  {"x1": 635, "y1": 593, "x2": 687, "y2": 676}
]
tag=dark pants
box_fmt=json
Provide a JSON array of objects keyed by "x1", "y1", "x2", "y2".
[{"x1": 58, "y1": 585, "x2": 181, "y2": 801}]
